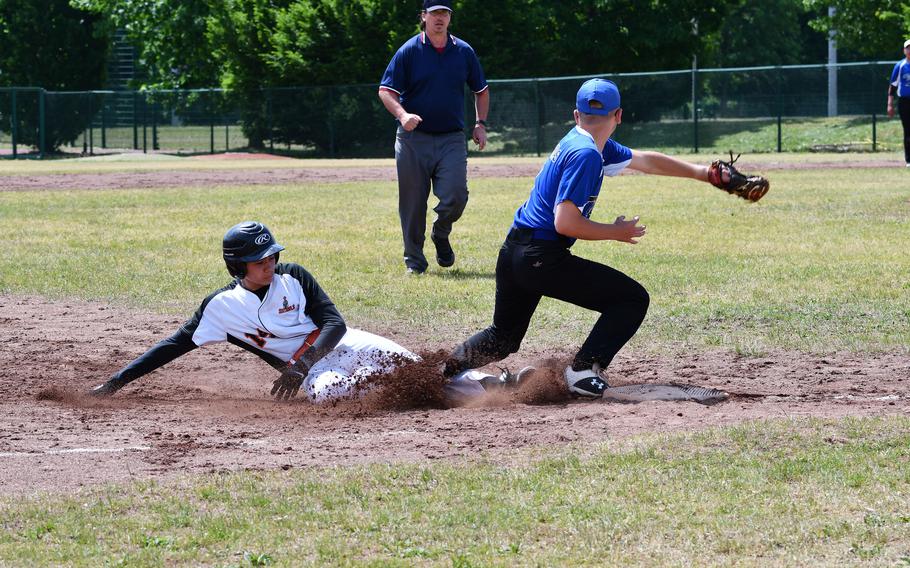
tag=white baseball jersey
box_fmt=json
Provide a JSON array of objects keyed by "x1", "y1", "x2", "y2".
[{"x1": 189, "y1": 265, "x2": 323, "y2": 362}]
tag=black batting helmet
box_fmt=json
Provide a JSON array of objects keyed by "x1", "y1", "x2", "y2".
[{"x1": 222, "y1": 221, "x2": 285, "y2": 278}]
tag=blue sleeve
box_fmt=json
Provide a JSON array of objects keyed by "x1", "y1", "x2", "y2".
[
  {"x1": 603, "y1": 139, "x2": 632, "y2": 164},
  {"x1": 465, "y1": 48, "x2": 487, "y2": 93},
  {"x1": 380, "y1": 45, "x2": 408, "y2": 94},
  {"x1": 556, "y1": 149, "x2": 604, "y2": 208},
  {"x1": 602, "y1": 139, "x2": 633, "y2": 177},
  {"x1": 891, "y1": 62, "x2": 901, "y2": 86}
]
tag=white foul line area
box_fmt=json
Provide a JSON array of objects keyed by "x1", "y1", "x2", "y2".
[{"x1": 0, "y1": 446, "x2": 152, "y2": 458}]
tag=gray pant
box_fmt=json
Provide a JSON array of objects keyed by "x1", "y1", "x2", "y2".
[{"x1": 394, "y1": 127, "x2": 468, "y2": 271}]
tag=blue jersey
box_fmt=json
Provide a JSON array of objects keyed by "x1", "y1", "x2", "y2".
[
  {"x1": 513, "y1": 127, "x2": 632, "y2": 245},
  {"x1": 380, "y1": 32, "x2": 487, "y2": 133},
  {"x1": 891, "y1": 59, "x2": 910, "y2": 97}
]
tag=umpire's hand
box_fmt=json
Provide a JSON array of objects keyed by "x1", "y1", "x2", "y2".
[
  {"x1": 271, "y1": 361, "x2": 310, "y2": 401},
  {"x1": 472, "y1": 124, "x2": 487, "y2": 150},
  {"x1": 399, "y1": 112, "x2": 422, "y2": 131}
]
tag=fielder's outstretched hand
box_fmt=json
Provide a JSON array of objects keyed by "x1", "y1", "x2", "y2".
[
  {"x1": 612, "y1": 215, "x2": 647, "y2": 244},
  {"x1": 271, "y1": 361, "x2": 309, "y2": 401}
]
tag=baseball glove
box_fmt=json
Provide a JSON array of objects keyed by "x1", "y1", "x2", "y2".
[
  {"x1": 708, "y1": 152, "x2": 769, "y2": 202},
  {"x1": 271, "y1": 360, "x2": 309, "y2": 401}
]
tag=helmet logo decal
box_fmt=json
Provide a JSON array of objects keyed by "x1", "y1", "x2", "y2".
[{"x1": 254, "y1": 234, "x2": 271, "y2": 245}]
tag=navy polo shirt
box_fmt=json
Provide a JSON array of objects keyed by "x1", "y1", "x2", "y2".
[
  {"x1": 513, "y1": 127, "x2": 632, "y2": 246},
  {"x1": 891, "y1": 59, "x2": 910, "y2": 97},
  {"x1": 380, "y1": 32, "x2": 488, "y2": 134}
]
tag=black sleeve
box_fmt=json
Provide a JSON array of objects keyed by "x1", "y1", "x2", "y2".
[
  {"x1": 277, "y1": 263, "x2": 347, "y2": 367},
  {"x1": 103, "y1": 284, "x2": 234, "y2": 391},
  {"x1": 890, "y1": 84, "x2": 898, "y2": 96},
  {"x1": 105, "y1": 328, "x2": 198, "y2": 390}
]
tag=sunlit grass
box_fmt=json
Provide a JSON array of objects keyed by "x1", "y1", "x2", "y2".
[
  {"x1": 1, "y1": 417, "x2": 908, "y2": 566},
  {"x1": 2, "y1": 165, "x2": 907, "y2": 352}
]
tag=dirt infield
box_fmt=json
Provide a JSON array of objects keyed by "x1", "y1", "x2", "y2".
[
  {"x1": 2, "y1": 295, "x2": 907, "y2": 496},
  {"x1": 0, "y1": 156, "x2": 905, "y2": 192}
]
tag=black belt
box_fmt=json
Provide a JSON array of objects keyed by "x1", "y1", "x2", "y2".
[{"x1": 507, "y1": 226, "x2": 568, "y2": 245}]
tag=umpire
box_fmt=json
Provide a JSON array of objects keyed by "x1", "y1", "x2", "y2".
[{"x1": 378, "y1": 0, "x2": 490, "y2": 274}]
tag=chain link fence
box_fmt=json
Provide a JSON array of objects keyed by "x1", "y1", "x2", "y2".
[{"x1": 1, "y1": 61, "x2": 901, "y2": 159}]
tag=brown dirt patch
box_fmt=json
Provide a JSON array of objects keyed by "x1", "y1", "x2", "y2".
[
  {"x1": 1, "y1": 157, "x2": 903, "y2": 192},
  {"x1": 2, "y1": 294, "x2": 908, "y2": 496},
  {"x1": 187, "y1": 152, "x2": 296, "y2": 161}
]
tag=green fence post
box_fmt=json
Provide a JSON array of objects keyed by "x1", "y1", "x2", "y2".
[
  {"x1": 776, "y1": 66, "x2": 782, "y2": 153},
  {"x1": 692, "y1": 63, "x2": 699, "y2": 153},
  {"x1": 332, "y1": 86, "x2": 335, "y2": 158},
  {"x1": 83, "y1": 94, "x2": 90, "y2": 155},
  {"x1": 142, "y1": 93, "x2": 148, "y2": 153},
  {"x1": 267, "y1": 89, "x2": 274, "y2": 152},
  {"x1": 89, "y1": 93, "x2": 95, "y2": 155},
  {"x1": 210, "y1": 89, "x2": 215, "y2": 154},
  {"x1": 38, "y1": 89, "x2": 46, "y2": 159},
  {"x1": 872, "y1": 111, "x2": 877, "y2": 152},
  {"x1": 101, "y1": 94, "x2": 107, "y2": 149},
  {"x1": 133, "y1": 91, "x2": 139, "y2": 150},
  {"x1": 10, "y1": 90, "x2": 17, "y2": 159},
  {"x1": 534, "y1": 78, "x2": 542, "y2": 157},
  {"x1": 152, "y1": 96, "x2": 159, "y2": 151}
]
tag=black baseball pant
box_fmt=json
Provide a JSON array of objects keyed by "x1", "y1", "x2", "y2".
[
  {"x1": 899, "y1": 97, "x2": 910, "y2": 164},
  {"x1": 445, "y1": 228, "x2": 650, "y2": 376}
]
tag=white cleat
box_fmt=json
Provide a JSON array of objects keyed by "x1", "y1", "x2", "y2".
[{"x1": 564, "y1": 364, "x2": 609, "y2": 398}]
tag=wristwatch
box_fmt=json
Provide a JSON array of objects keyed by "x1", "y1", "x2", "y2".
[{"x1": 475, "y1": 119, "x2": 487, "y2": 127}]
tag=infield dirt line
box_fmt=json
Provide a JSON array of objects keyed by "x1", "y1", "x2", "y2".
[{"x1": 0, "y1": 446, "x2": 152, "y2": 458}]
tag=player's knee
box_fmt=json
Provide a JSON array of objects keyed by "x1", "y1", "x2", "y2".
[
  {"x1": 438, "y1": 191, "x2": 468, "y2": 216},
  {"x1": 306, "y1": 372, "x2": 353, "y2": 403},
  {"x1": 636, "y1": 285, "x2": 650, "y2": 310},
  {"x1": 631, "y1": 285, "x2": 650, "y2": 318}
]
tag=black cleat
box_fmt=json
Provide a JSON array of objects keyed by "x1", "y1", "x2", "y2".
[{"x1": 431, "y1": 235, "x2": 455, "y2": 268}]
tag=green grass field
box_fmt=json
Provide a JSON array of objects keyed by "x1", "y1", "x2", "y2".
[
  {"x1": 1, "y1": 156, "x2": 908, "y2": 565},
  {"x1": 1, "y1": 159, "x2": 907, "y2": 352},
  {"x1": 1, "y1": 417, "x2": 908, "y2": 567}
]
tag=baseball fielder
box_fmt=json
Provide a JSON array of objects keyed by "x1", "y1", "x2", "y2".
[
  {"x1": 887, "y1": 39, "x2": 910, "y2": 167},
  {"x1": 442, "y1": 79, "x2": 768, "y2": 399},
  {"x1": 90, "y1": 222, "x2": 518, "y2": 403}
]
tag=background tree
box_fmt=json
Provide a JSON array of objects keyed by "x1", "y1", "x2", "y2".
[
  {"x1": 72, "y1": 0, "x2": 220, "y2": 89},
  {"x1": 696, "y1": 0, "x2": 827, "y2": 117},
  {"x1": 805, "y1": 0, "x2": 909, "y2": 60},
  {"x1": 0, "y1": 0, "x2": 109, "y2": 150},
  {"x1": 207, "y1": 0, "x2": 295, "y2": 148}
]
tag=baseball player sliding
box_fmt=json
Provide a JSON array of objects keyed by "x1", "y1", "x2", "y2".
[
  {"x1": 90, "y1": 222, "x2": 522, "y2": 403},
  {"x1": 442, "y1": 78, "x2": 768, "y2": 399}
]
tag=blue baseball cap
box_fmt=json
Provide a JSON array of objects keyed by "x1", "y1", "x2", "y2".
[
  {"x1": 424, "y1": 0, "x2": 452, "y2": 11},
  {"x1": 576, "y1": 79, "x2": 621, "y2": 115}
]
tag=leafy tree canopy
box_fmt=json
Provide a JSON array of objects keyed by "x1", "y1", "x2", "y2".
[
  {"x1": 73, "y1": 0, "x2": 221, "y2": 89},
  {"x1": 805, "y1": 0, "x2": 909, "y2": 60},
  {"x1": 0, "y1": 0, "x2": 107, "y2": 89}
]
